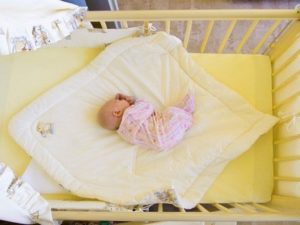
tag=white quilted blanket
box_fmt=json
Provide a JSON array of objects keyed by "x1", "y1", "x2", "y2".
[{"x1": 9, "y1": 32, "x2": 277, "y2": 209}]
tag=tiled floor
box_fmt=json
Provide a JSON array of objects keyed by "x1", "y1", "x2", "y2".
[
  {"x1": 117, "y1": 0, "x2": 299, "y2": 54},
  {"x1": 117, "y1": 0, "x2": 299, "y2": 10}
]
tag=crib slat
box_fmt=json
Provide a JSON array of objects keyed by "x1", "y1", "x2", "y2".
[
  {"x1": 232, "y1": 203, "x2": 256, "y2": 213},
  {"x1": 121, "y1": 21, "x2": 128, "y2": 28},
  {"x1": 252, "y1": 203, "x2": 279, "y2": 213},
  {"x1": 268, "y1": 20, "x2": 294, "y2": 58},
  {"x1": 274, "y1": 156, "x2": 300, "y2": 162},
  {"x1": 252, "y1": 20, "x2": 281, "y2": 54},
  {"x1": 144, "y1": 21, "x2": 150, "y2": 35},
  {"x1": 200, "y1": 20, "x2": 215, "y2": 53},
  {"x1": 273, "y1": 90, "x2": 300, "y2": 109},
  {"x1": 165, "y1": 20, "x2": 171, "y2": 33},
  {"x1": 274, "y1": 134, "x2": 300, "y2": 145},
  {"x1": 197, "y1": 204, "x2": 209, "y2": 212},
  {"x1": 272, "y1": 49, "x2": 300, "y2": 76},
  {"x1": 235, "y1": 20, "x2": 259, "y2": 53},
  {"x1": 100, "y1": 21, "x2": 108, "y2": 32},
  {"x1": 263, "y1": 20, "x2": 298, "y2": 60},
  {"x1": 213, "y1": 203, "x2": 231, "y2": 213},
  {"x1": 218, "y1": 20, "x2": 237, "y2": 53},
  {"x1": 179, "y1": 207, "x2": 186, "y2": 212},
  {"x1": 158, "y1": 203, "x2": 163, "y2": 212},
  {"x1": 272, "y1": 69, "x2": 300, "y2": 93},
  {"x1": 274, "y1": 176, "x2": 300, "y2": 182},
  {"x1": 183, "y1": 20, "x2": 193, "y2": 49}
]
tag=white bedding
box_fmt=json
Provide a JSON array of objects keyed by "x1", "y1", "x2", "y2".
[
  {"x1": 0, "y1": 0, "x2": 85, "y2": 55},
  {"x1": 9, "y1": 32, "x2": 277, "y2": 209},
  {"x1": 0, "y1": 163, "x2": 53, "y2": 225},
  {"x1": 22, "y1": 160, "x2": 67, "y2": 194}
]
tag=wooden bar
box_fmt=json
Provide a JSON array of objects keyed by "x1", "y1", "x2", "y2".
[
  {"x1": 158, "y1": 203, "x2": 163, "y2": 212},
  {"x1": 274, "y1": 134, "x2": 300, "y2": 145},
  {"x1": 52, "y1": 210, "x2": 300, "y2": 221},
  {"x1": 179, "y1": 207, "x2": 186, "y2": 212},
  {"x1": 200, "y1": 20, "x2": 215, "y2": 53},
  {"x1": 165, "y1": 20, "x2": 171, "y2": 33},
  {"x1": 218, "y1": 20, "x2": 237, "y2": 53},
  {"x1": 236, "y1": 20, "x2": 259, "y2": 53},
  {"x1": 213, "y1": 203, "x2": 231, "y2": 213},
  {"x1": 86, "y1": 10, "x2": 300, "y2": 21},
  {"x1": 232, "y1": 203, "x2": 256, "y2": 213},
  {"x1": 269, "y1": 20, "x2": 297, "y2": 60},
  {"x1": 273, "y1": 91, "x2": 300, "y2": 109},
  {"x1": 100, "y1": 21, "x2": 108, "y2": 32},
  {"x1": 274, "y1": 176, "x2": 300, "y2": 182},
  {"x1": 183, "y1": 20, "x2": 193, "y2": 48},
  {"x1": 144, "y1": 21, "x2": 150, "y2": 35},
  {"x1": 272, "y1": 70, "x2": 300, "y2": 93},
  {"x1": 274, "y1": 156, "x2": 300, "y2": 162},
  {"x1": 252, "y1": 20, "x2": 281, "y2": 54},
  {"x1": 121, "y1": 20, "x2": 128, "y2": 28},
  {"x1": 197, "y1": 204, "x2": 209, "y2": 212},
  {"x1": 272, "y1": 49, "x2": 300, "y2": 76},
  {"x1": 252, "y1": 203, "x2": 279, "y2": 213}
]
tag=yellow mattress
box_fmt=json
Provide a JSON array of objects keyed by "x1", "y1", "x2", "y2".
[{"x1": 0, "y1": 48, "x2": 273, "y2": 203}]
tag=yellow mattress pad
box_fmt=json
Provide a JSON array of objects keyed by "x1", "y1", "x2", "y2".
[{"x1": 0, "y1": 47, "x2": 273, "y2": 203}]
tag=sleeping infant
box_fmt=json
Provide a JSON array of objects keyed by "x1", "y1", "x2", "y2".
[{"x1": 98, "y1": 92, "x2": 194, "y2": 151}]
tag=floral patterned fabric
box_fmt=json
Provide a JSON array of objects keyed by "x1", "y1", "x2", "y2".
[
  {"x1": 0, "y1": 0, "x2": 86, "y2": 55},
  {"x1": 0, "y1": 163, "x2": 54, "y2": 225}
]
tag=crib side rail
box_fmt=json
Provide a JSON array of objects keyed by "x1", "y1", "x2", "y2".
[
  {"x1": 86, "y1": 9, "x2": 300, "y2": 54},
  {"x1": 50, "y1": 200, "x2": 300, "y2": 221},
  {"x1": 270, "y1": 20, "x2": 300, "y2": 199},
  {"x1": 86, "y1": 10, "x2": 300, "y2": 20}
]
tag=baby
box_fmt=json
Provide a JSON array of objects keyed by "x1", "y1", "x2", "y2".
[{"x1": 98, "y1": 92, "x2": 195, "y2": 151}]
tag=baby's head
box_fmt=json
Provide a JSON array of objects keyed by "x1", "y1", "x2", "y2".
[{"x1": 98, "y1": 97, "x2": 130, "y2": 130}]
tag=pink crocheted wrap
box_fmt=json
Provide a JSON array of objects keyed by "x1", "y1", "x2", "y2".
[{"x1": 117, "y1": 93, "x2": 194, "y2": 151}]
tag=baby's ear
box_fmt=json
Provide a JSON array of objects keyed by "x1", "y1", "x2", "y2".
[{"x1": 112, "y1": 110, "x2": 122, "y2": 117}]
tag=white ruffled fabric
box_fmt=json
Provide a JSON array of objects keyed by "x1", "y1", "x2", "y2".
[
  {"x1": 0, "y1": 163, "x2": 54, "y2": 225},
  {"x1": 0, "y1": 0, "x2": 86, "y2": 55}
]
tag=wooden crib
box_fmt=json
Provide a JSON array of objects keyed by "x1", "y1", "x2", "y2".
[
  {"x1": 0, "y1": 8, "x2": 298, "y2": 223},
  {"x1": 47, "y1": 8, "x2": 300, "y2": 222}
]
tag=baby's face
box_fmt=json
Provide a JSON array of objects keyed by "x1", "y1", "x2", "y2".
[{"x1": 98, "y1": 98, "x2": 130, "y2": 130}]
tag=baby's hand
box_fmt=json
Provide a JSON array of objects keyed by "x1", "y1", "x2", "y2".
[
  {"x1": 126, "y1": 96, "x2": 136, "y2": 105},
  {"x1": 115, "y1": 93, "x2": 135, "y2": 105},
  {"x1": 115, "y1": 93, "x2": 129, "y2": 101}
]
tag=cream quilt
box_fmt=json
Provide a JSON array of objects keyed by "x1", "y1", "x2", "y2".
[{"x1": 9, "y1": 32, "x2": 277, "y2": 209}]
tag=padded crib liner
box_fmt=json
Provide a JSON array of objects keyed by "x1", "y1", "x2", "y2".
[
  {"x1": 7, "y1": 33, "x2": 277, "y2": 208},
  {"x1": 0, "y1": 0, "x2": 86, "y2": 55}
]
